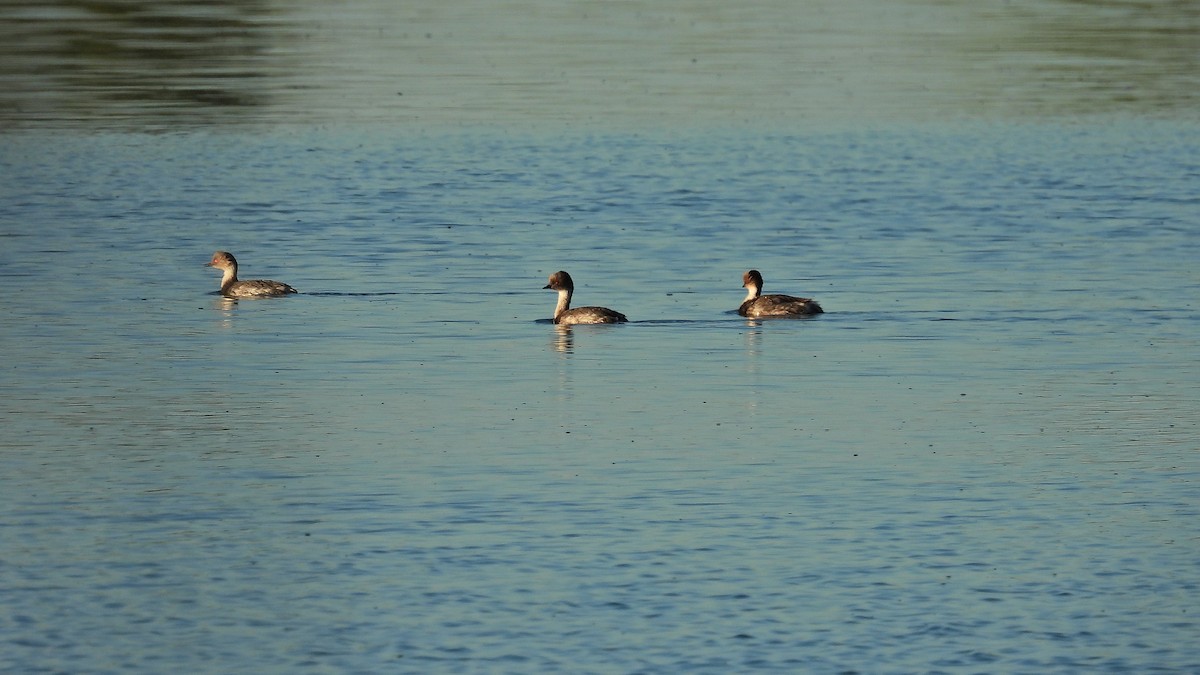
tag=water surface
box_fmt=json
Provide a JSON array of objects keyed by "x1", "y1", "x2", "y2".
[
  {"x1": 2, "y1": 0, "x2": 1197, "y2": 129},
  {"x1": 2, "y1": 1, "x2": 1199, "y2": 673}
]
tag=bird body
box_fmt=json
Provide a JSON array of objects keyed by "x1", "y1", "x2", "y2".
[
  {"x1": 738, "y1": 269, "x2": 822, "y2": 317},
  {"x1": 543, "y1": 271, "x2": 627, "y2": 325},
  {"x1": 206, "y1": 251, "x2": 297, "y2": 298}
]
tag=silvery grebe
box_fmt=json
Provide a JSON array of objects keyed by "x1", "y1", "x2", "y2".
[
  {"x1": 739, "y1": 269, "x2": 822, "y2": 317},
  {"x1": 206, "y1": 251, "x2": 297, "y2": 298},
  {"x1": 543, "y1": 270, "x2": 627, "y2": 325}
]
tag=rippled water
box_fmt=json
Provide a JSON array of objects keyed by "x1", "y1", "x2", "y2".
[{"x1": 2, "y1": 1, "x2": 1199, "y2": 673}]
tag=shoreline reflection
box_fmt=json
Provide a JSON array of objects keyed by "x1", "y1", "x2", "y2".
[
  {"x1": 0, "y1": 0, "x2": 296, "y2": 127},
  {"x1": 1, "y1": 0, "x2": 1195, "y2": 129}
]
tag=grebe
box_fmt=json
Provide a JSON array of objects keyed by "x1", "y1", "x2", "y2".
[
  {"x1": 738, "y1": 269, "x2": 822, "y2": 317},
  {"x1": 543, "y1": 271, "x2": 627, "y2": 325},
  {"x1": 206, "y1": 251, "x2": 297, "y2": 298}
]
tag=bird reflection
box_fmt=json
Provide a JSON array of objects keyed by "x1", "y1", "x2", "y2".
[
  {"x1": 551, "y1": 324, "x2": 575, "y2": 354},
  {"x1": 743, "y1": 318, "x2": 764, "y2": 356},
  {"x1": 211, "y1": 295, "x2": 238, "y2": 327}
]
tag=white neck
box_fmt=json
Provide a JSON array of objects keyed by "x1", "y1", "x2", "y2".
[
  {"x1": 553, "y1": 289, "x2": 573, "y2": 320},
  {"x1": 743, "y1": 285, "x2": 761, "y2": 303},
  {"x1": 220, "y1": 268, "x2": 238, "y2": 290}
]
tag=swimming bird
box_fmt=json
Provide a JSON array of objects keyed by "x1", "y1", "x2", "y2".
[
  {"x1": 738, "y1": 269, "x2": 822, "y2": 317},
  {"x1": 206, "y1": 250, "x2": 297, "y2": 298},
  {"x1": 543, "y1": 270, "x2": 627, "y2": 325}
]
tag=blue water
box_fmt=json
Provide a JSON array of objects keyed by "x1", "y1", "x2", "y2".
[
  {"x1": 3, "y1": 123, "x2": 1198, "y2": 673},
  {"x1": 2, "y1": 0, "x2": 1200, "y2": 672}
]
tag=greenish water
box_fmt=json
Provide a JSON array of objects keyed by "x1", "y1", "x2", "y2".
[{"x1": 1, "y1": 0, "x2": 1197, "y2": 129}]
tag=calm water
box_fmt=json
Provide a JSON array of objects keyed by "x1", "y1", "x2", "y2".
[{"x1": 2, "y1": 1, "x2": 1199, "y2": 673}]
